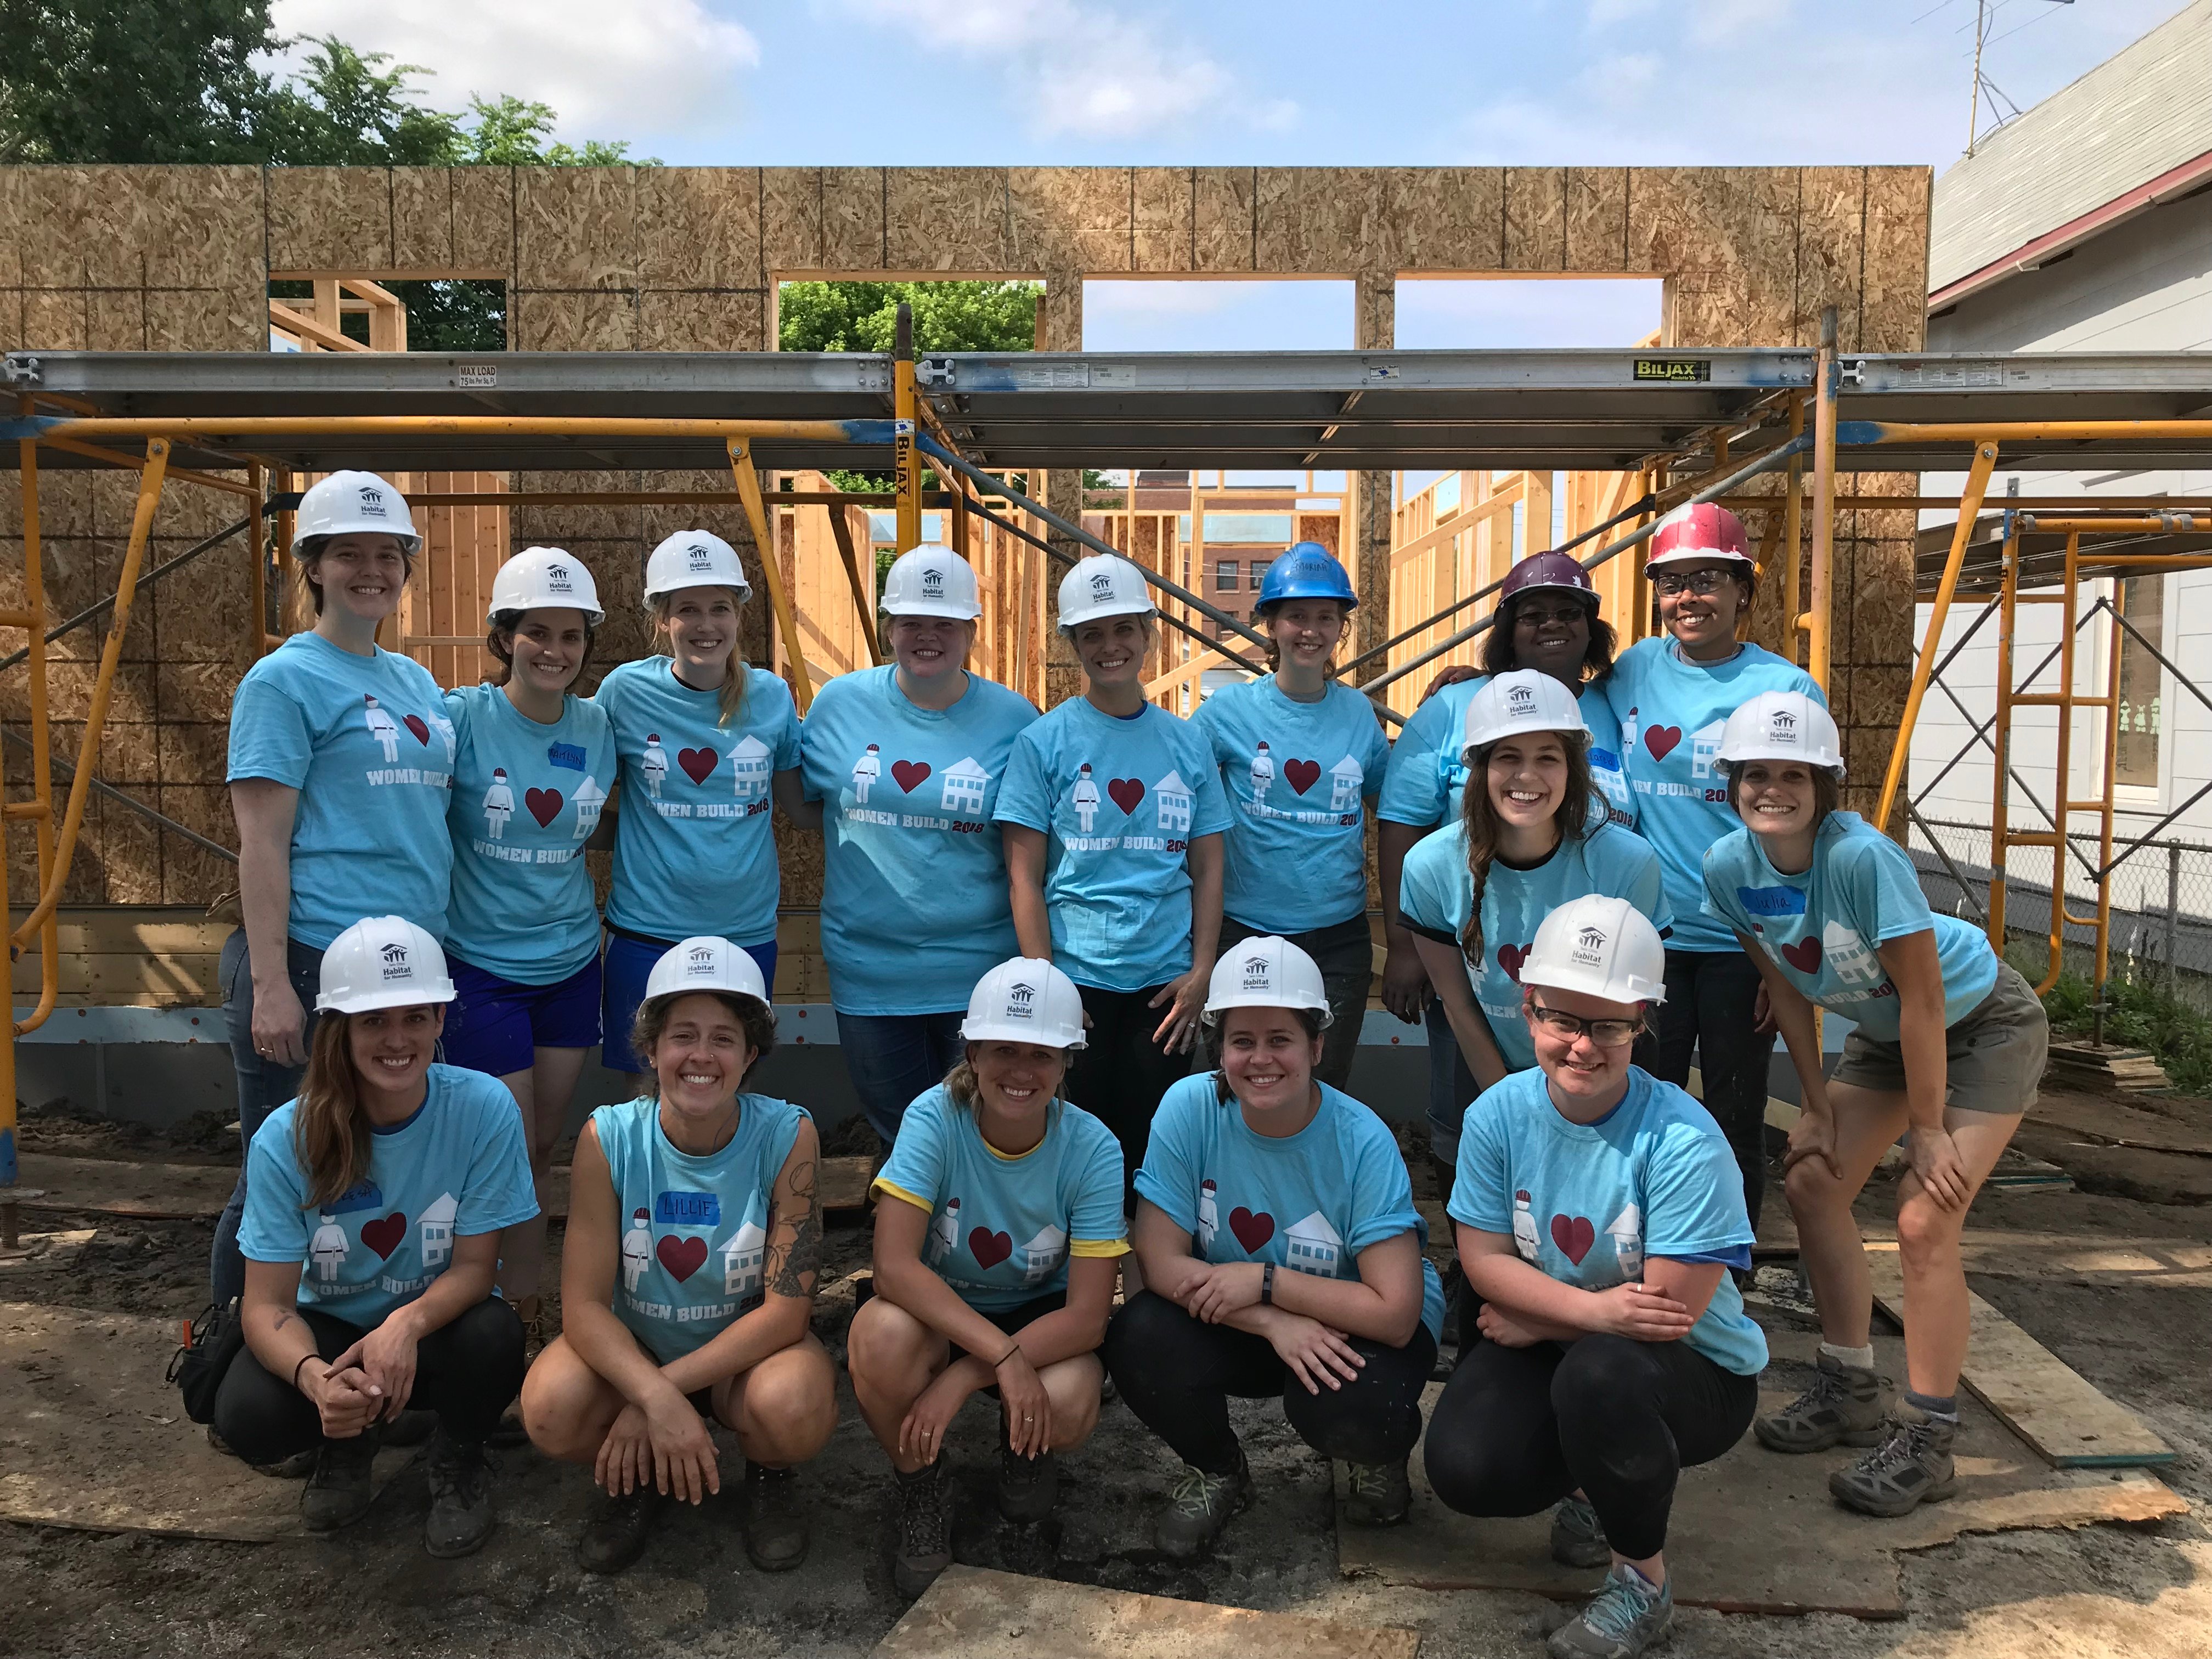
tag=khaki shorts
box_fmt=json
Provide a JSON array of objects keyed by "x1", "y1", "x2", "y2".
[{"x1": 1830, "y1": 958, "x2": 2047, "y2": 1116}]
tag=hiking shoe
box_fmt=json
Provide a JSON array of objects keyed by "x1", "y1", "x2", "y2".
[
  {"x1": 423, "y1": 1431, "x2": 496, "y2": 1559},
  {"x1": 1549, "y1": 1494, "x2": 1611, "y2": 1568},
  {"x1": 892, "y1": 1462, "x2": 953, "y2": 1599},
  {"x1": 743, "y1": 1460, "x2": 810, "y2": 1572},
  {"x1": 1156, "y1": 1453, "x2": 1254, "y2": 1560},
  {"x1": 300, "y1": 1431, "x2": 380, "y2": 1532},
  {"x1": 1341, "y1": 1458, "x2": 1412, "y2": 1527},
  {"x1": 1548, "y1": 1561, "x2": 1673, "y2": 1659},
  {"x1": 1830, "y1": 1403, "x2": 1957, "y2": 1517},
  {"x1": 997, "y1": 1445, "x2": 1059, "y2": 1524},
  {"x1": 578, "y1": 1486, "x2": 664, "y2": 1575},
  {"x1": 1756, "y1": 1351, "x2": 1887, "y2": 1454},
  {"x1": 383, "y1": 1407, "x2": 437, "y2": 1448}
]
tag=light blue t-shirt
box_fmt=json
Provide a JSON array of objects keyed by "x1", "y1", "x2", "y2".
[
  {"x1": 1604, "y1": 639, "x2": 1824, "y2": 951},
  {"x1": 995, "y1": 698, "x2": 1234, "y2": 993},
  {"x1": 442, "y1": 684, "x2": 615, "y2": 984},
  {"x1": 594, "y1": 659, "x2": 799, "y2": 949},
  {"x1": 1375, "y1": 674, "x2": 1632, "y2": 832},
  {"x1": 1192, "y1": 675, "x2": 1390, "y2": 934},
  {"x1": 226, "y1": 631, "x2": 454, "y2": 949},
  {"x1": 1703, "y1": 811, "x2": 2000, "y2": 1042},
  {"x1": 800, "y1": 666, "x2": 1040, "y2": 1016},
  {"x1": 1449, "y1": 1066, "x2": 1768, "y2": 1376},
  {"x1": 238, "y1": 1064, "x2": 537, "y2": 1328},
  {"x1": 873, "y1": 1084, "x2": 1128, "y2": 1312},
  {"x1": 1399, "y1": 819, "x2": 1672, "y2": 1071},
  {"x1": 1136, "y1": 1075, "x2": 1447, "y2": 1342}
]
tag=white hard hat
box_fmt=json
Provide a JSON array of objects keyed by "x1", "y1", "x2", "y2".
[
  {"x1": 645, "y1": 531, "x2": 752, "y2": 605},
  {"x1": 882, "y1": 543, "x2": 983, "y2": 620},
  {"x1": 643, "y1": 935, "x2": 770, "y2": 1012},
  {"x1": 1518, "y1": 896, "x2": 1667, "y2": 1008},
  {"x1": 1057, "y1": 554, "x2": 1156, "y2": 632},
  {"x1": 1462, "y1": 669, "x2": 1590, "y2": 756},
  {"x1": 315, "y1": 916, "x2": 455, "y2": 1014},
  {"x1": 487, "y1": 546, "x2": 604, "y2": 626},
  {"x1": 1202, "y1": 935, "x2": 1333, "y2": 1028},
  {"x1": 292, "y1": 470, "x2": 420, "y2": 556},
  {"x1": 1718, "y1": 690, "x2": 1844, "y2": 776},
  {"x1": 961, "y1": 957, "x2": 1087, "y2": 1049}
]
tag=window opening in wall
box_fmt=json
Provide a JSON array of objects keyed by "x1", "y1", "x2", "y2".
[
  {"x1": 268, "y1": 278, "x2": 507, "y2": 353},
  {"x1": 2115, "y1": 574, "x2": 2163, "y2": 790},
  {"x1": 1084, "y1": 279, "x2": 1353, "y2": 353}
]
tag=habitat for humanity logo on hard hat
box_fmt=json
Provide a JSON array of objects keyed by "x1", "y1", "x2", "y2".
[
  {"x1": 686, "y1": 943, "x2": 718, "y2": 976},
  {"x1": 1573, "y1": 924, "x2": 1609, "y2": 963},
  {"x1": 1769, "y1": 709, "x2": 1799, "y2": 740},
  {"x1": 546, "y1": 563, "x2": 574, "y2": 593},
  {"x1": 921, "y1": 566, "x2": 946, "y2": 598},
  {"x1": 1241, "y1": 952, "x2": 1271, "y2": 989},
  {"x1": 1006, "y1": 981, "x2": 1036, "y2": 1015},
  {"x1": 1506, "y1": 683, "x2": 1536, "y2": 715},
  {"x1": 687, "y1": 543, "x2": 714, "y2": 571},
  {"x1": 380, "y1": 940, "x2": 411, "y2": 980},
  {"x1": 1090, "y1": 571, "x2": 1114, "y2": 597},
  {"x1": 358, "y1": 486, "x2": 387, "y2": 513}
]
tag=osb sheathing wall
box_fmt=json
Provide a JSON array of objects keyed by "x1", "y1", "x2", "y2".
[{"x1": 0, "y1": 162, "x2": 1929, "y2": 903}]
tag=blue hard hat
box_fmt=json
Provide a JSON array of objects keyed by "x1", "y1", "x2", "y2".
[{"x1": 1256, "y1": 541, "x2": 1357, "y2": 610}]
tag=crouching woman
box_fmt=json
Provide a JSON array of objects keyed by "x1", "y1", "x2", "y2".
[
  {"x1": 521, "y1": 937, "x2": 835, "y2": 1576},
  {"x1": 213, "y1": 916, "x2": 538, "y2": 1558}
]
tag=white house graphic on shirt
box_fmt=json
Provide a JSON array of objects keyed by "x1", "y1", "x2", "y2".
[
  {"x1": 1021, "y1": 1224, "x2": 1068, "y2": 1284},
  {"x1": 572, "y1": 774, "x2": 607, "y2": 839},
  {"x1": 1690, "y1": 718, "x2": 1728, "y2": 780},
  {"x1": 621, "y1": 1209, "x2": 652, "y2": 1291},
  {"x1": 1822, "y1": 919, "x2": 1882, "y2": 987},
  {"x1": 728, "y1": 735, "x2": 772, "y2": 802},
  {"x1": 363, "y1": 695, "x2": 402, "y2": 764},
  {"x1": 481, "y1": 768, "x2": 515, "y2": 839},
  {"x1": 1197, "y1": 1179, "x2": 1219, "y2": 1251},
  {"x1": 1071, "y1": 764, "x2": 1101, "y2": 832},
  {"x1": 309, "y1": 1214, "x2": 349, "y2": 1283},
  {"x1": 1155, "y1": 770, "x2": 1193, "y2": 834},
  {"x1": 1606, "y1": 1203, "x2": 1644, "y2": 1282},
  {"x1": 851, "y1": 743, "x2": 882, "y2": 804},
  {"x1": 940, "y1": 756, "x2": 989, "y2": 815},
  {"x1": 723, "y1": 1195, "x2": 769, "y2": 1297},
  {"x1": 419, "y1": 1192, "x2": 458, "y2": 1271},
  {"x1": 1249, "y1": 741, "x2": 1276, "y2": 804},
  {"x1": 1284, "y1": 1211, "x2": 1343, "y2": 1276},
  {"x1": 641, "y1": 735, "x2": 670, "y2": 799},
  {"x1": 1329, "y1": 755, "x2": 1364, "y2": 812},
  {"x1": 928, "y1": 1197, "x2": 961, "y2": 1266}
]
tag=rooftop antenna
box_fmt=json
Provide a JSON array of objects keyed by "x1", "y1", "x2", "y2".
[{"x1": 1966, "y1": 0, "x2": 2074, "y2": 159}]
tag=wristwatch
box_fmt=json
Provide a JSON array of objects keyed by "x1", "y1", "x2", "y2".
[{"x1": 1260, "y1": 1261, "x2": 1276, "y2": 1306}]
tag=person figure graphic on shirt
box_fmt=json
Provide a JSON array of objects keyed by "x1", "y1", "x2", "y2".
[
  {"x1": 852, "y1": 743, "x2": 882, "y2": 805},
  {"x1": 363, "y1": 694, "x2": 402, "y2": 765},
  {"x1": 1511, "y1": 1189, "x2": 1540, "y2": 1263},
  {"x1": 481, "y1": 768, "x2": 515, "y2": 840},
  {"x1": 928, "y1": 1196, "x2": 961, "y2": 1267},
  {"x1": 309, "y1": 1212, "x2": 348, "y2": 1283},
  {"x1": 1197, "y1": 1178, "x2": 1219, "y2": 1252},
  {"x1": 620, "y1": 1207, "x2": 652, "y2": 1293},
  {"x1": 640, "y1": 735, "x2": 669, "y2": 800},
  {"x1": 1071, "y1": 763, "x2": 1100, "y2": 833},
  {"x1": 1249, "y1": 741, "x2": 1275, "y2": 806}
]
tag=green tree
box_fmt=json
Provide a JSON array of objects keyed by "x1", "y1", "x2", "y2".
[
  {"x1": 0, "y1": 0, "x2": 276, "y2": 162},
  {"x1": 251, "y1": 38, "x2": 464, "y2": 165}
]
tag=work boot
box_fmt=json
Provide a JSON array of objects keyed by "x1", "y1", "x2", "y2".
[
  {"x1": 300, "y1": 1429, "x2": 380, "y2": 1532},
  {"x1": 577, "y1": 1486, "x2": 665, "y2": 1575},
  {"x1": 422, "y1": 1430, "x2": 496, "y2": 1558},
  {"x1": 1549, "y1": 1494, "x2": 1611, "y2": 1569},
  {"x1": 1155, "y1": 1450, "x2": 1254, "y2": 1560},
  {"x1": 1548, "y1": 1561, "x2": 1673, "y2": 1659},
  {"x1": 1341, "y1": 1458, "x2": 1412, "y2": 1527},
  {"x1": 997, "y1": 1444, "x2": 1059, "y2": 1524},
  {"x1": 1756, "y1": 1351, "x2": 1887, "y2": 1454},
  {"x1": 743, "y1": 1460, "x2": 810, "y2": 1572},
  {"x1": 892, "y1": 1462, "x2": 954, "y2": 1598},
  {"x1": 1830, "y1": 1402, "x2": 1957, "y2": 1518}
]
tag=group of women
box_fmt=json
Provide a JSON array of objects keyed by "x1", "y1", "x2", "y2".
[{"x1": 208, "y1": 470, "x2": 2045, "y2": 1659}]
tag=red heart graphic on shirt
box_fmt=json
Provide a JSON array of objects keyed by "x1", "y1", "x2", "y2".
[
  {"x1": 360, "y1": 1213, "x2": 408, "y2": 1260},
  {"x1": 1498, "y1": 943, "x2": 1531, "y2": 983},
  {"x1": 1780, "y1": 935, "x2": 1824, "y2": 973},
  {"x1": 656, "y1": 1234, "x2": 709, "y2": 1283},
  {"x1": 1643, "y1": 725, "x2": 1682, "y2": 761},
  {"x1": 676, "y1": 747, "x2": 717, "y2": 786},
  {"x1": 1550, "y1": 1214, "x2": 1596, "y2": 1265},
  {"x1": 1283, "y1": 758, "x2": 1322, "y2": 795},
  {"x1": 1107, "y1": 777, "x2": 1146, "y2": 815},
  {"x1": 1228, "y1": 1206, "x2": 1275, "y2": 1252},
  {"x1": 891, "y1": 759, "x2": 932, "y2": 793},
  {"x1": 968, "y1": 1227, "x2": 1014, "y2": 1269},
  {"x1": 402, "y1": 715, "x2": 430, "y2": 746},
  {"x1": 524, "y1": 787, "x2": 563, "y2": 828}
]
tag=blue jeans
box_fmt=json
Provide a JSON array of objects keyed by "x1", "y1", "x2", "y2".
[
  {"x1": 212, "y1": 929, "x2": 323, "y2": 1305},
  {"x1": 836, "y1": 1010, "x2": 967, "y2": 1145}
]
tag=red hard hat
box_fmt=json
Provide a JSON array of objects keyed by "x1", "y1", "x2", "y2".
[{"x1": 1645, "y1": 502, "x2": 1752, "y2": 571}]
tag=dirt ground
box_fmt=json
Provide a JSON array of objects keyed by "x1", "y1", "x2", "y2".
[{"x1": 5, "y1": 1093, "x2": 2210, "y2": 1659}]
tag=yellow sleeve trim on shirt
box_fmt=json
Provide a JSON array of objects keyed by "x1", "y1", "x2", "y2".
[
  {"x1": 870, "y1": 1177, "x2": 934, "y2": 1214},
  {"x1": 1069, "y1": 1238, "x2": 1131, "y2": 1258}
]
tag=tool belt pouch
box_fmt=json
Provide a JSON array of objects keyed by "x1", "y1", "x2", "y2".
[{"x1": 168, "y1": 1297, "x2": 247, "y2": 1424}]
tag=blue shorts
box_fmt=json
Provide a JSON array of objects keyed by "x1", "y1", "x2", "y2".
[
  {"x1": 443, "y1": 954, "x2": 604, "y2": 1078},
  {"x1": 601, "y1": 929, "x2": 778, "y2": 1074}
]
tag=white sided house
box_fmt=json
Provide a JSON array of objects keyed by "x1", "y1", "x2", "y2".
[
  {"x1": 940, "y1": 756, "x2": 989, "y2": 816},
  {"x1": 1021, "y1": 1224, "x2": 1068, "y2": 1283},
  {"x1": 1155, "y1": 770, "x2": 1194, "y2": 834},
  {"x1": 1283, "y1": 1211, "x2": 1344, "y2": 1277},
  {"x1": 1329, "y1": 755, "x2": 1363, "y2": 812},
  {"x1": 723, "y1": 1204, "x2": 768, "y2": 1298},
  {"x1": 729, "y1": 735, "x2": 773, "y2": 802},
  {"x1": 419, "y1": 1192, "x2": 458, "y2": 1271}
]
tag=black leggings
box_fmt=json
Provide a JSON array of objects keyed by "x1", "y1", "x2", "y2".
[
  {"x1": 211, "y1": 1297, "x2": 527, "y2": 1466},
  {"x1": 1103, "y1": 1290, "x2": 1436, "y2": 1474},
  {"x1": 1424, "y1": 1334, "x2": 1758, "y2": 1561},
  {"x1": 1649, "y1": 948, "x2": 1776, "y2": 1231},
  {"x1": 1064, "y1": 984, "x2": 1193, "y2": 1195}
]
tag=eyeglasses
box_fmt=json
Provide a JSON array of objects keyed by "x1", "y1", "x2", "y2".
[
  {"x1": 1650, "y1": 569, "x2": 1738, "y2": 597},
  {"x1": 1526, "y1": 1001, "x2": 1644, "y2": 1047},
  {"x1": 1513, "y1": 604, "x2": 1589, "y2": 629}
]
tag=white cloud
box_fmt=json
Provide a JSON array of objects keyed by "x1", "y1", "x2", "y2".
[
  {"x1": 269, "y1": 0, "x2": 760, "y2": 138},
  {"x1": 1587, "y1": 0, "x2": 1660, "y2": 26},
  {"x1": 1686, "y1": 0, "x2": 1788, "y2": 46}
]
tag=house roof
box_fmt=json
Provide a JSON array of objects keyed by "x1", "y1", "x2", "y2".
[{"x1": 1931, "y1": 0, "x2": 2212, "y2": 308}]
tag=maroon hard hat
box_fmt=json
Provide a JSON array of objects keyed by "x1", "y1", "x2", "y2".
[
  {"x1": 1500, "y1": 551, "x2": 1599, "y2": 607},
  {"x1": 1645, "y1": 501, "x2": 1752, "y2": 571}
]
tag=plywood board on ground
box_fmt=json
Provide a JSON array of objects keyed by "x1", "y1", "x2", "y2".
[
  {"x1": 2028, "y1": 1090, "x2": 2212, "y2": 1158},
  {"x1": 876, "y1": 1566, "x2": 1419, "y2": 1658},
  {"x1": 1337, "y1": 1324, "x2": 2183, "y2": 1618},
  {"x1": 19, "y1": 1153, "x2": 233, "y2": 1219}
]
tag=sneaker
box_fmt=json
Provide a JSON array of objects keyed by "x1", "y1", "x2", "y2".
[
  {"x1": 1341, "y1": 1458, "x2": 1411, "y2": 1527},
  {"x1": 892, "y1": 1462, "x2": 953, "y2": 1600},
  {"x1": 578, "y1": 1486, "x2": 665, "y2": 1575},
  {"x1": 1549, "y1": 1494, "x2": 1611, "y2": 1569},
  {"x1": 1830, "y1": 1403, "x2": 1957, "y2": 1518},
  {"x1": 743, "y1": 1460, "x2": 811, "y2": 1572},
  {"x1": 997, "y1": 1445, "x2": 1059, "y2": 1524},
  {"x1": 422, "y1": 1431, "x2": 496, "y2": 1559},
  {"x1": 300, "y1": 1431, "x2": 380, "y2": 1532},
  {"x1": 1755, "y1": 1352, "x2": 1887, "y2": 1454},
  {"x1": 1155, "y1": 1452, "x2": 1254, "y2": 1560},
  {"x1": 1548, "y1": 1561, "x2": 1674, "y2": 1659}
]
